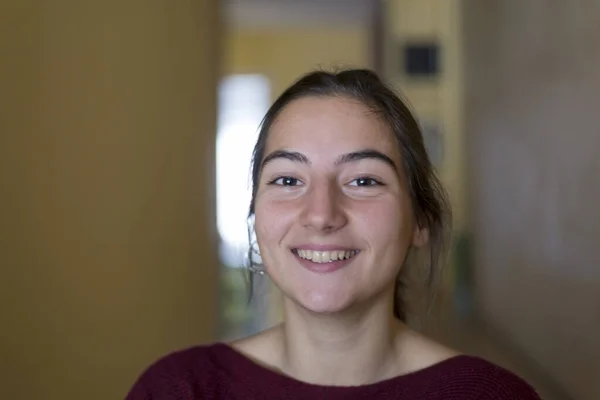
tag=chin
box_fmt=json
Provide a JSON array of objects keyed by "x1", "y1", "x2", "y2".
[{"x1": 294, "y1": 289, "x2": 355, "y2": 315}]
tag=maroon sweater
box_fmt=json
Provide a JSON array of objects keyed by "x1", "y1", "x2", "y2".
[{"x1": 126, "y1": 343, "x2": 541, "y2": 399}]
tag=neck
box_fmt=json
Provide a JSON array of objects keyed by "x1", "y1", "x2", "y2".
[{"x1": 275, "y1": 297, "x2": 404, "y2": 386}]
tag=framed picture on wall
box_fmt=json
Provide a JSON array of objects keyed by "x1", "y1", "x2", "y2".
[{"x1": 397, "y1": 39, "x2": 441, "y2": 82}]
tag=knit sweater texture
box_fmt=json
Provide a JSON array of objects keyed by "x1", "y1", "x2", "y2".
[{"x1": 127, "y1": 343, "x2": 541, "y2": 399}]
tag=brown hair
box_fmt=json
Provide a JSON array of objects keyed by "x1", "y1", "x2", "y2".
[{"x1": 247, "y1": 69, "x2": 451, "y2": 321}]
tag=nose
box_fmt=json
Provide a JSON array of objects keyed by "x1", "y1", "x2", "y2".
[{"x1": 299, "y1": 180, "x2": 347, "y2": 233}]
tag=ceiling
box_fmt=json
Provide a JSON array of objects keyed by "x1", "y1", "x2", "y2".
[{"x1": 223, "y1": 0, "x2": 374, "y2": 28}]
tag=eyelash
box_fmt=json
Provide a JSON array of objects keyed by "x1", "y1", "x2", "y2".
[
  {"x1": 348, "y1": 177, "x2": 384, "y2": 187},
  {"x1": 267, "y1": 176, "x2": 384, "y2": 187},
  {"x1": 268, "y1": 176, "x2": 302, "y2": 186}
]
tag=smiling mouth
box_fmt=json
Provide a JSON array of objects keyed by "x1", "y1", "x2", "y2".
[{"x1": 291, "y1": 249, "x2": 360, "y2": 263}]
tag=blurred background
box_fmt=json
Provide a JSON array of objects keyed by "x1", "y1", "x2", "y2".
[{"x1": 1, "y1": 1, "x2": 598, "y2": 399}]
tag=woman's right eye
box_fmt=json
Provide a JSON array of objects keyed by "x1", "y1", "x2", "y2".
[{"x1": 270, "y1": 176, "x2": 301, "y2": 186}]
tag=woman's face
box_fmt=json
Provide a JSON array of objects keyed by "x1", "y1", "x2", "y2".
[{"x1": 254, "y1": 96, "x2": 427, "y2": 314}]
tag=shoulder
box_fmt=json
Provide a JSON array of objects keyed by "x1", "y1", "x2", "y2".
[
  {"x1": 438, "y1": 355, "x2": 541, "y2": 399},
  {"x1": 228, "y1": 325, "x2": 284, "y2": 368},
  {"x1": 399, "y1": 329, "x2": 540, "y2": 399},
  {"x1": 397, "y1": 327, "x2": 461, "y2": 374},
  {"x1": 125, "y1": 344, "x2": 222, "y2": 400}
]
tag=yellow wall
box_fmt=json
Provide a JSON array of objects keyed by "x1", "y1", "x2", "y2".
[
  {"x1": 380, "y1": 0, "x2": 466, "y2": 320},
  {"x1": 0, "y1": 2, "x2": 220, "y2": 399},
  {"x1": 385, "y1": 0, "x2": 466, "y2": 231},
  {"x1": 225, "y1": 26, "x2": 370, "y2": 97}
]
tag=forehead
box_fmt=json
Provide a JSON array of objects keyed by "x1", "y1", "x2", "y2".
[{"x1": 266, "y1": 96, "x2": 398, "y2": 156}]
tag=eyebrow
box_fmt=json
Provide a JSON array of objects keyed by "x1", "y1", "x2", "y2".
[
  {"x1": 334, "y1": 149, "x2": 397, "y2": 170},
  {"x1": 261, "y1": 150, "x2": 310, "y2": 168},
  {"x1": 260, "y1": 149, "x2": 397, "y2": 171}
]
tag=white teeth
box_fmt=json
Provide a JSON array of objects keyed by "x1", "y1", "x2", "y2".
[
  {"x1": 313, "y1": 252, "x2": 322, "y2": 263},
  {"x1": 295, "y1": 249, "x2": 358, "y2": 263}
]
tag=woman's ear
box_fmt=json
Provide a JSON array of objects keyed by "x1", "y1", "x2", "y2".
[{"x1": 411, "y1": 224, "x2": 429, "y2": 248}]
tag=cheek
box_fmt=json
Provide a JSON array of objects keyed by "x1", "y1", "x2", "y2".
[
  {"x1": 353, "y1": 199, "x2": 415, "y2": 274},
  {"x1": 353, "y1": 200, "x2": 409, "y2": 240},
  {"x1": 253, "y1": 195, "x2": 297, "y2": 250}
]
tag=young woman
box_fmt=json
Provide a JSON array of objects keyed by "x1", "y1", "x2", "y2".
[{"x1": 127, "y1": 69, "x2": 540, "y2": 399}]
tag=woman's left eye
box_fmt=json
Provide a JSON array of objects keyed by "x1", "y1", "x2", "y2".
[{"x1": 348, "y1": 177, "x2": 382, "y2": 187}]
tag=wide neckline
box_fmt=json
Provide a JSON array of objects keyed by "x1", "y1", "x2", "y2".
[{"x1": 210, "y1": 342, "x2": 476, "y2": 396}]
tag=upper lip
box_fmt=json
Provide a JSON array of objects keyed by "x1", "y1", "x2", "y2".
[{"x1": 292, "y1": 244, "x2": 359, "y2": 251}]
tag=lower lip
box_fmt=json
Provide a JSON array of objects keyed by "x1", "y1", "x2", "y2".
[{"x1": 292, "y1": 251, "x2": 358, "y2": 274}]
